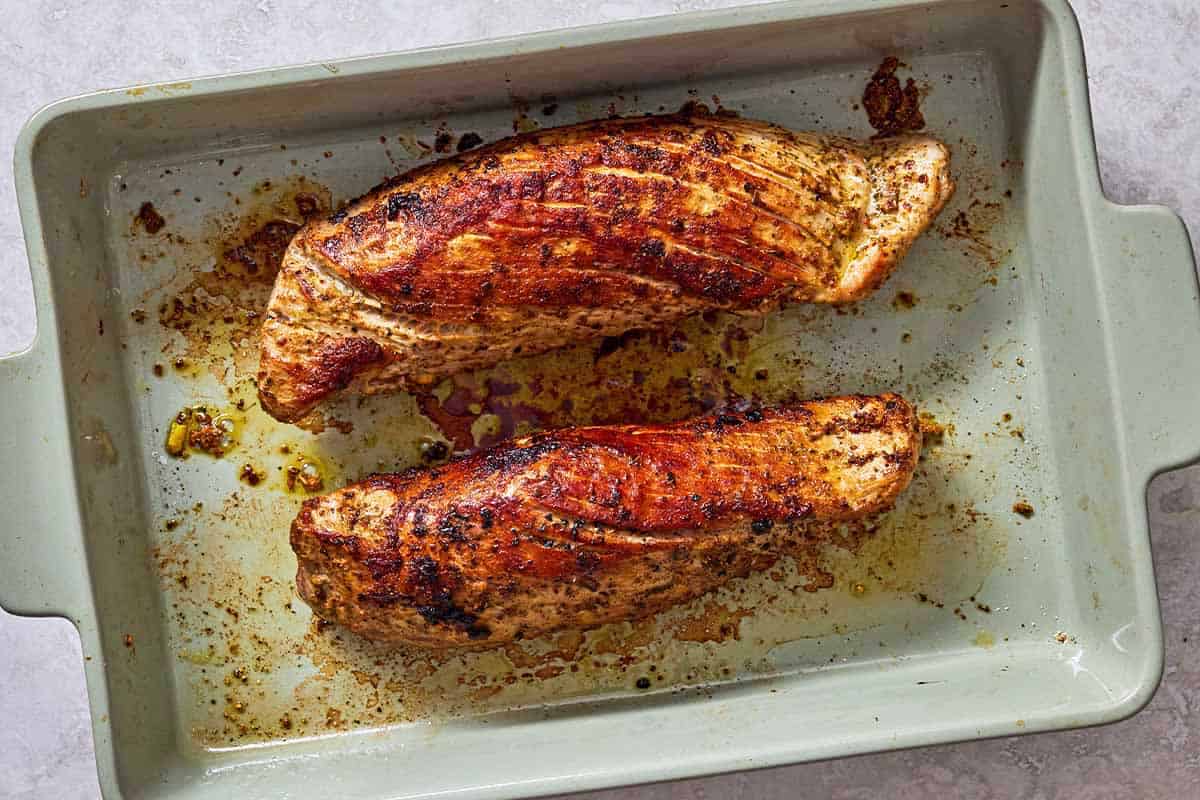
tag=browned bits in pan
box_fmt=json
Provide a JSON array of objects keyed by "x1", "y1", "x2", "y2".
[
  {"x1": 239, "y1": 464, "x2": 264, "y2": 486},
  {"x1": 456, "y1": 132, "x2": 484, "y2": 152},
  {"x1": 863, "y1": 56, "x2": 926, "y2": 137},
  {"x1": 135, "y1": 201, "x2": 166, "y2": 234}
]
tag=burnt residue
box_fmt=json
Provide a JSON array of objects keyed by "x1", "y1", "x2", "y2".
[
  {"x1": 863, "y1": 56, "x2": 926, "y2": 137},
  {"x1": 135, "y1": 202, "x2": 166, "y2": 234},
  {"x1": 939, "y1": 199, "x2": 1008, "y2": 268},
  {"x1": 511, "y1": 95, "x2": 539, "y2": 133},
  {"x1": 456, "y1": 132, "x2": 484, "y2": 152},
  {"x1": 294, "y1": 193, "x2": 321, "y2": 219},
  {"x1": 385, "y1": 192, "x2": 423, "y2": 221},
  {"x1": 155, "y1": 177, "x2": 332, "y2": 388},
  {"x1": 164, "y1": 406, "x2": 239, "y2": 458},
  {"x1": 285, "y1": 456, "x2": 326, "y2": 494},
  {"x1": 672, "y1": 601, "x2": 753, "y2": 643},
  {"x1": 1012, "y1": 500, "x2": 1035, "y2": 518},
  {"x1": 186, "y1": 410, "x2": 229, "y2": 456},
  {"x1": 239, "y1": 464, "x2": 264, "y2": 486},
  {"x1": 419, "y1": 438, "x2": 450, "y2": 463},
  {"x1": 676, "y1": 99, "x2": 713, "y2": 118},
  {"x1": 223, "y1": 220, "x2": 300, "y2": 277}
]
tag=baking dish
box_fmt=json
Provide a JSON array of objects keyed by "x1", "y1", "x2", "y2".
[{"x1": 4, "y1": 0, "x2": 1199, "y2": 797}]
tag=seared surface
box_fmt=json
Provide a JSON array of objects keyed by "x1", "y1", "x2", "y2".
[
  {"x1": 291, "y1": 394, "x2": 921, "y2": 647},
  {"x1": 258, "y1": 110, "x2": 953, "y2": 422}
]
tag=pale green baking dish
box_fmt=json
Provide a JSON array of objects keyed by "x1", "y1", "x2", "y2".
[{"x1": 4, "y1": 0, "x2": 1198, "y2": 797}]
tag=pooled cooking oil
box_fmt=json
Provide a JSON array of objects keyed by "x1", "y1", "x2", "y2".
[
  {"x1": 165, "y1": 405, "x2": 242, "y2": 459},
  {"x1": 284, "y1": 455, "x2": 326, "y2": 494}
]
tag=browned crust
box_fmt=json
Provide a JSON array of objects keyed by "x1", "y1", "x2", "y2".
[
  {"x1": 258, "y1": 336, "x2": 387, "y2": 424},
  {"x1": 258, "y1": 110, "x2": 953, "y2": 422},
  {"x1": 291, "y1": 394, "x2": 921, "y2": 647}
]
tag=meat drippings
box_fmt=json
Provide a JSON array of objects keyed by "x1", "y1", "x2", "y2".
[{"x1": 863, "y1": 57, "x2": 926, "y2": 137}]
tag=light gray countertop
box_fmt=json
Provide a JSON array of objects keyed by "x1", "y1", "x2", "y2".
[{"x1": 1, "y1": 1, "x2": 1196, "y2": 798}]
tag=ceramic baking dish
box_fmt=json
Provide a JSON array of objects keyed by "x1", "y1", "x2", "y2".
[{"x1": 4, "y1": 0, "x2": 1198, "y2": 797}]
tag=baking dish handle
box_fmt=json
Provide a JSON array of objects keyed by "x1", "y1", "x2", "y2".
[
  {"x1": 0, "y1": 334, "x2": 92, "y2": 621},
  {"x1": 1096, "y1": 201, "x2": 1200, "y2": 480}
]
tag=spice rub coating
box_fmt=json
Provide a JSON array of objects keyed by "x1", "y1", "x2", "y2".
[
  {"x1": 291, "y1": 393, "x2": 921, "y2": 647},
  {"x1": 259, "y1": 110, "x2": 953, "y2": 422}
]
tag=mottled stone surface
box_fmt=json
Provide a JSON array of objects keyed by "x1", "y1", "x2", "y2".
[{"x1": 0, "y1": 1, "x2": 1196, "y2": 798}]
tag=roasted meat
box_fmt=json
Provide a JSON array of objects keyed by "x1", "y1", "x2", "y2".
[
  {"x1": 291, "y1": 394, "x2": 921, "y2": 647},
  {"x1": 258, "y1": 110, "x2": 953, "y2": 422}
]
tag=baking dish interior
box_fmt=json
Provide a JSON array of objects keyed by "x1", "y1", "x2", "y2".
[{"x1": 18, "y1": 1, "x2": 1162, "y2": 797}]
